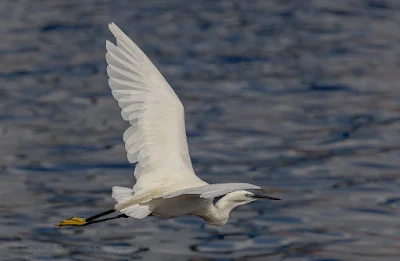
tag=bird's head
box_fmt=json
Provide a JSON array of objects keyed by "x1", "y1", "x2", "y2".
[
  {"x1": 212, "y1": 188, "x2": 281, "y2": 226},
  {"x1": 217, "y1": 189, "x2": 281, "y2": 209}
]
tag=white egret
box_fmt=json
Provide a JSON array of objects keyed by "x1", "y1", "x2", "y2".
[{"x1": 57, "y1": 23, "x2": 280, "y2": 228}]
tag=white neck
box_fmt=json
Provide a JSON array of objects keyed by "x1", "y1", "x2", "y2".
[{"x1": 201, "y1": 194, "x2": 244, "y2": 226}]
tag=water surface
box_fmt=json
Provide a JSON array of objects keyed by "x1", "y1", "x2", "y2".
[{"x1": 1, "y1": 0, "x2": 399, "y2": 260}]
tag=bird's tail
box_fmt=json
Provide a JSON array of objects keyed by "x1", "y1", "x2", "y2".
[
  {"x1": 111, "y1": 186, "x2": 153, "y2": 219},
  {"x1": 112, "y1": 186, "x2": 134, "y2": 203}
]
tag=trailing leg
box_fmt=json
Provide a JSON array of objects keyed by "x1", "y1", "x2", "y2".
[{"x1": 57, "y1": 209, "x2": 124, "y2": 227}]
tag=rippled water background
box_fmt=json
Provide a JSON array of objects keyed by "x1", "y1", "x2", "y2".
[{"x1": 1, "y1": 0, "x2": 400, "y2": 260}]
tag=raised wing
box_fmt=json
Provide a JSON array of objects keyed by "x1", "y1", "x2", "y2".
[
  {"x1": 106, "y1": 23, "x2": 206, "y2": 192},
  {"x1": 162, "y1": 183, "x2": 261, "y2": 199}
]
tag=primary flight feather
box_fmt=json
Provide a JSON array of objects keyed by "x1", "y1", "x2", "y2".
[{"x1": 57, "y1": 23, "x2": 280, "y2": 228}]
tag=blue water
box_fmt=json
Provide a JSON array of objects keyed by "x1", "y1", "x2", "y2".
[{"x1": 1, "y1": 0, "x2": 399, "y2": 260}]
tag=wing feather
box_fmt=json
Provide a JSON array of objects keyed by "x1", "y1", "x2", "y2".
[
  {"x1": 106, "y1": 23, "x2": 206, "y2": 193},
  {"x1": 162, "y1": 183, "x2": 261, "y2": 199}
]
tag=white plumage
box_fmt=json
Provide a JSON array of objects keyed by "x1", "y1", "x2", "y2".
[
  {"x1": 105, "y1": 22, "x2": 279, "y2": 224},
  {"x1": 106, "y1": 23, "x2": 206, "y2": 192},
  {"x1": 57, "y1": 23, "x2": 279, "y2": 228}
]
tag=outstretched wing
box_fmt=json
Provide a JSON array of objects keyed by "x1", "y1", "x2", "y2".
[
  {"x1": 106, "y1": 23, "x2": 206, "y2": 192},
  {"x1": 162, "y1": 183, "x2": 261, "y2": 199}
]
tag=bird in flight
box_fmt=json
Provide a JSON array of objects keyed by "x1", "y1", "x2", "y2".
[{"x1": 57, "y1": 23, "x2": 280, "y2": 228}]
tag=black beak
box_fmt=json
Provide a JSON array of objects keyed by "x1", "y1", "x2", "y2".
[
  {"x1": 251, "y1": 194, "x2": 281, "y2": 200},
  {"x1": 248, "y1": 188, "x2": 281, "y2": 200}
]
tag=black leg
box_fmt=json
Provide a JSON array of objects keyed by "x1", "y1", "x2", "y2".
[
  {"x1": 86, "y1": 209, "x2": 116, "y2": 222},
  {"x1": 57, "y1": 208, "x2": 116, "y2": 227},
  {"x1": 84, "y1": 214, "x2": 129, "y2": 226},
  {"x1": 57, "y1": 209, "x2": 127, "y2": 227}
]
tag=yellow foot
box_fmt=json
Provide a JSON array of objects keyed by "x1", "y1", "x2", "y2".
[{"x1": 57, "y1": 217, "x2": 87, "y2": 227}]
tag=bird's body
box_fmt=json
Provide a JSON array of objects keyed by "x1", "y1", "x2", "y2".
[
  {"x1": 122, "y1": 191, "x2": 259, "y2": 226},
  {"x1": 151, "y1": 195, "x2": 222, "y2": 224},
  {"x1": 57, "y1": 23, "x2": 280, "y2": 228},
  {"x1": 151, "y1": 195, "x2": 212, "y2": 219}
]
